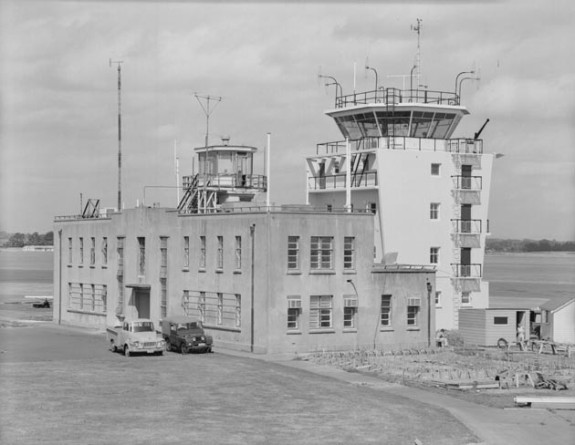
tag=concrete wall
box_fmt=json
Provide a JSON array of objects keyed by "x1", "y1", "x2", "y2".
[{"x1": 54, "y1": 207, "x2": 434, "y2": 354}]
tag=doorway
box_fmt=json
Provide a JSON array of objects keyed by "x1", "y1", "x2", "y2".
[{"x1": 133, "y1": 289, "x2": 150, "y2": 319}]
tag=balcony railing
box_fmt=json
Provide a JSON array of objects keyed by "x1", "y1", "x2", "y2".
[
  {"x1": 451, "y1": 263, "x2": 482, "y2": 278},
  {"x1": 315, "y1": 137, "x2": 483, "y2": 156},
  {"x1": 452, "y1": 175, "x2": 482, "y2": 191},
  {"x1": 183, "y1": 173, "x2": 267, "y2": 191},
  {"x1": 334, "y1": 88, "x2": 460, "y2": 108},
  {"x1": 308, "y1": 172, "x2": 378, "y2": 190},
  {"x1": 451, "y1": 219, "x2": 482, "y2": 234}
]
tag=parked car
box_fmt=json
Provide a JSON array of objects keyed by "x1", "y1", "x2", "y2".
[
  {"x1": 107, "y1": 319, "x2": 165, "y2": 357},
  {"x1": 161, "y1": 316, "x2": 213, "y2": 353}
]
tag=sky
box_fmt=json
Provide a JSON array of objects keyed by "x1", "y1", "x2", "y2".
[{"x1": 1, "y1": 0, "x2": 574, "y2": 241}]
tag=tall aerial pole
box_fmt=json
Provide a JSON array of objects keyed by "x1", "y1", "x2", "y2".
[
  {"x1": 194, "y1": 93, "x2": 222, "y2": 148},
  {"x1": 411, "y1": 18, "x2": 423, "y2": 88},
  {"x1": 110, "y1": 59, "x2": 124, "y2": 210}
]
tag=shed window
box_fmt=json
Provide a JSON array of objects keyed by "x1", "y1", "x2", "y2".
[{"x1": 494, "y1": 316, "x2": 508, "y2": 325}]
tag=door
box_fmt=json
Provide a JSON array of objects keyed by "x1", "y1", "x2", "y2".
[
  {"x1": 460, "y1": 248, "x2": 471, "y2": 277},
  {"x1": 318, "y1": 162, "x2": 326, "y2": 189},
  {"x1": 461, "y1": 165, "x2": 472, "y2": 189},
  {"x1": 135, "y1": 289, "x2": 150, "y2": 319},
  {"x1": 461, "y1": 204, "x2": 472, "y2": 233}
]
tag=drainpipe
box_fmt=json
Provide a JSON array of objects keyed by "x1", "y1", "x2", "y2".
[
  {"x1": 58, "y1": 229, "x2": 63, "y2": 325},
  {"x1": 250, "y1": 224, "x2": 256, "y2": 352},
  {"x1": 426, "y1": 279, "x2": 432, "y2": 347}
]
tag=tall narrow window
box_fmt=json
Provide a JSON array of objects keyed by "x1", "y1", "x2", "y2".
[
  {"x1": 287, "y1": 296, "x2": 302, "y2": 330},
  {"x1": 199, "y1": 236, "x2": 206, "y2": 269},
  {"x1": 435, "y1": 291, "x2": 442, "y2": 307},
  {"x1": 68, "y1": 238, "x2": 73, "y2": 264},
  {"x1": 309, "y1": 295, "x2": 333, "y2": 329},
  {"x1": 343, "y1": 237, "x2": 355, "y2": 270},
  {"x1": 160, "y1": 278, "x2": 167, "y2": 318},
  {"x1": 183, "y1": 236, "x2": 190, "y2": 269},
  {"x1": 101, "y1": 237, "x2": 108, "y2": 266},
  {"x1": 217, "y1": 293, "x2": 223, "y2": 325},
  {"x1": 90, "y1": 237, "x2": 96, "y2": 266},
  {"x1": 430, "y1": 247, "x2": 440, "y2": 264},
  {"x1": 79, "y1": 238, "x2": 84, "y2": 265},
  {"x1": 117, "y1": 276, "x2": 124, "y2": 313},
  {"x1": 79, "y1": 283, "x2": 84, "y2": 309},
  {"x1": 430, "y1": 203, "x2": 440, "y2": 220},
  {"x1": 235, "y1": 236, "x2": 242, "y2": 270},
  {"x1": 117, "y1": 237, "x2": 125, "y2": 276},
  {"x1": 310, "y1": 236, "x2": 334, "y2": 270},
  {"x1": 381, "y1": 295, "x2": 392, "y2": 326},
  {"x1": 68, "y1": 282, "x2": 72, "y2": 308},
  {"x1": 198, "y1": 292, "x2": 206, "y2": 322},
  {"x1": 235, "y1": 294, "x2": 241, "y2": 327},
  {"x1": 287, "y1": 236, "x2": 300, "y2": 270},
  {"x1": 217, "y1": 236, "x2": 223, "y2": 270},
  {"x1": 182, "y1": 290, "x2": 190, "y2": 315},
  {"x1": 407, "y1": 299, "x2": 420, "y2": 326},
  {"x1": 137, "y1": 237, "x2": 146, "y2": 276},
  {"x1": 343, "y1": 295, "x2": 358, "y2": 328},
  {"x1": 102, "y1": 285, "x2": 107, "y2": 313},
  {"x1": 90, "y1": 284, "x2": 95, "y2": 311},
  {"x1": 160, "y1": 237, "x2": 168, "y2": 278}
]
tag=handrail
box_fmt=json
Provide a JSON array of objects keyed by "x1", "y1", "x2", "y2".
[
  {"x1": 451, "y1": 219, "x2": 482, "y2": 234},
  {"x1": 451, "y1": 263, "x2": 482, "y2": 278},
  {"x1": 316, "y1": 137, "x2": 483, "y2": 155},
  {"x1": 333, "y1": 87, "x2": 460, "y2": 108}
]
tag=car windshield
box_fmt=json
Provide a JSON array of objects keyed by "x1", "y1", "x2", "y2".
[
  {"x1": 177, "y1": 322, "x2": 199, "y2": 330},
  {"x1": 133, "y1": 322, "x2": 154, "y2": 332}
]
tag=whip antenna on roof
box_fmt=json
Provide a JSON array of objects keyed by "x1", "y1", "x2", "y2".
[
  {"x1": 194, "y1": 93, "x2": 222, "y2": 148},
  {"x1": 411, "y1": 18, "x2": 423, "y2": 88},
  {"x1": 109, "y1": 58, "x2": 124, "y2": 210}
]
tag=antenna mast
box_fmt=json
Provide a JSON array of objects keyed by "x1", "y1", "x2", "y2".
[
  {"x1": 194, "y1": 93, "x2": 222, "y2": 147},
  {"x1": 110, "y1": 59, "x2": 124, "y2": 210},
  {"x1": 411, "y1": 18, "x2": 423, "y2": 88}
]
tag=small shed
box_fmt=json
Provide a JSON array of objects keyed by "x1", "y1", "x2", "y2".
[
  {"x1": 539, "y1": 297, "x2": 575, "y2": 344},
  {"x1": 459, "y1": 308, "x2": 530, "y2": 347}
]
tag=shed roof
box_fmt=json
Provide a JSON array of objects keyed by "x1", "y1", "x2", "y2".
[{"x1": 540, "y1": 296, "x2": 575, "y2": 312}]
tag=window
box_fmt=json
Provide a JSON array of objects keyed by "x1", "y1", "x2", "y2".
[
  {"x1": 198, "y1": 292, "x2": 206, "y2": 322},
  {"x1": 217, "y1": 236, "x2": 223, "y2": 270},
  {"x1": 117, "y1": 237, "x2": 125, "y2": 276},
  {"x1": 79, "y1": 283, "x2": 84, "y2": 309},
  {"x1": 431, "y1": 163, "x2": 441, "y2": 176},
  {"x1": 287, "y1": 236, "x2": 300, "y2": 270},
  {"x1": 90, "y1": 237, "x2": 96, "y2": 266},
  {"x1": 217, "y1": 293, "x2": 223, "y2": 325},
  {"x1": 310, "y1": 236, "x2": 334, "y2": 270},
  {"x1": 117, "y1": 276, "x2": 124, "y2": 312},
  {"x1": 494, "y1": 316, "x2": 508, "y2": 325},
  {"x1": 430, "y1": 247, "x2": 440, "y2": 264},
  {"x1": 79, "y1": 237, "x2": 84, "y2": 265},
  {"x1": 90, "y1": 284, "x2": 95, "y2": 311},
  {"x1": 369, "y1": 202, "x2": 377, "y2": 214},
  {"x1": 461, "y1": 292, "x2": 471, "y2": 305},
  {"x1": 235, "y1": 294, "x2": 241, "y2": 327},
  {"x1": 101, "y1": 237, "x2": 108, "y2": 266},
  {"x1": 183, "y1": 236, "x2": 190, "y2": 269},
  {"x1": 435, "y1": 291, "x2": 442, "y2": 307},
  {"x1": 310, "y1": 295, "x2": 333, "y2": 329},
  {"x1": 137, "y1": 237, "x2": 146, "y2": 276},
  {"x1": 343, "y1": 237, "x2": 355, "y2": 270},
  {"x1": 287, "y1": 296, "x2": 302, "y2": 330},
  {"x1": 199, "y1": 236, "x2": 206, "y2": 269},
  {"x1": 102, "y1": 285, "x2": 107, "y2": 313},
  {"x1": 430, "y1": 203, "x2": 440, "y2": 220},
  {"x1": 235, "y1": 236, "x2": 242, "y2": 270},
  {"x1": 407, "y1": 298, "x2": 420, "y2": 326},
  {"x1": 160, "y1": 237, "x2": 168, "y2": 278},
  {"x1": 68, "y1": 282, "x2": 72, "y2": 308},
  {"x1": 343, "y1": 295, "x2": 358, "y2": 328},
  {"x1": 160, "y1": 278, "x2": 167, "y2": 318},
  {"x1": 68, "y1": 238, "x2": 73, "y2": 264},
  {"x1": 381, "y1": 295, "x2": 392, "y2": 326}
]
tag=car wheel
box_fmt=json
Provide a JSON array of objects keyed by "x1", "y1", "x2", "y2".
[
  {"x1": 110, "y1": 341, "x2": 117, "y2": 353},
  {"x1": 181, "y1": 344, "x2": 188, "y2": 354},
  {"x1": 497, "y1": 338, "x2": 508, "y2": 349}
]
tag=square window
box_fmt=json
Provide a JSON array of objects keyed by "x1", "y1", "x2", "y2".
[
  {"x1": 461, "y1": 292, "x2": 471, "y2": 304},
  {"x1": 310, "y1": 236, "x2": 334, "y2": 270},
  {"x1": 431, "y1": 163, "x2": 440, "y2": 176}
]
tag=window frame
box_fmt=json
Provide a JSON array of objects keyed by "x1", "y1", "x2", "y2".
[
  {"x1": 430, "y1": 247, "x2": 440, "y2": 264},
  {"x1": 430, "y1": 203, "x2": 440, "y2": 220},
  {"x1": 343, "y1": 236, "x2": 356, "y2": 271},
  {"x1": 381, "y1": 294, "x2": 392, "y2": 326},
  {"x1": 287, "y1": 236, "x2": 300, "y2": 271},
  {"x1": 310, "y1": 236, "x2": 334, "y2": 271},
  {"x1": 309, "y1": 295, "x2": 333, "y2": 329}
]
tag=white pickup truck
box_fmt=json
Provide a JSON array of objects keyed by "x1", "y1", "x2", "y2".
[{"x1": 106, "y1": 319, "x2": 165, "y2": 357}]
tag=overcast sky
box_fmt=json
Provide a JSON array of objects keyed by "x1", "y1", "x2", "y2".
[{"x1": 1, "y1": 0, "x2": 574, "y2": 240}]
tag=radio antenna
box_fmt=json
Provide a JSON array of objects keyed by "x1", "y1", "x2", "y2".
[
  {"x1": 411, "y1": 18, "x2": 423, "y2": 87},
  {"x1": 109, "y1": 59, "x2": 124, "y2": 210},
  {"x1": 194, "y1": 93, "x2": 222, "y2": 147}
]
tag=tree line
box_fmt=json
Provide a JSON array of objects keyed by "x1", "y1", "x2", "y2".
[
  {"x1": 1, "y1": 231, "x2": 54, "y2": 248},
  {"x1": 486, "y1": 238, "x2": 575, "y2": 253}
]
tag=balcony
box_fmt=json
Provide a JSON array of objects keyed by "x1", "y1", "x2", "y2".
[
  {"x1": 451, "y1": 175, "x2": 482, "y2": 205},
  {"x1": 451, "y1": 219, "x2": 482, "y2": 248},
  {"x1": 451, "y1": 263, "x2": 482, "y2": 292},
  {"x1": 315, "y1": 137, "x2": 483, "y2": 156},
  {"x1": 308, "y1": 172, "x2": 378, "y2": 191}
]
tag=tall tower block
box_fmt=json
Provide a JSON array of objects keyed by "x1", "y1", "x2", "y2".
[{"x1": 306, "y1": 87, "x2": 494, "y2": 330}]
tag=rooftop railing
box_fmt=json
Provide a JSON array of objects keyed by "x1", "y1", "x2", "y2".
[
  {"x1": 334, "y1": 88, "x2": 460, "y2": 108},
  {"x1": 315, "y1": 137, "x2": 483, "y2": 156}
]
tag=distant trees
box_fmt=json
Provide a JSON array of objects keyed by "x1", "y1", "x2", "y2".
[
  {"x1": 2, "y1": 231, "x2": 54, "y2": 248},
  {"x1": 486, "y1": 238, "x2": 575, "y2": 253}
]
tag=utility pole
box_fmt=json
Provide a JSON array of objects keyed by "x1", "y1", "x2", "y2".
[
  {"x1": 411, "y1": 18, "x2": 423, "y2": 89},
  {"x1": 110, "y1": 59, "x2": 124, "y2": 211}
]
